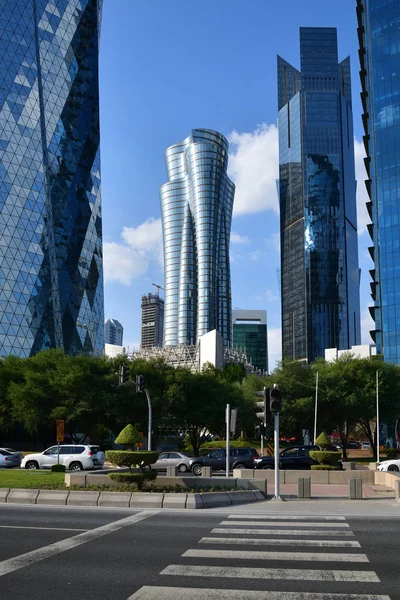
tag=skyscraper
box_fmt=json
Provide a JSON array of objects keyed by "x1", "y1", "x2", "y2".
[
  {"x1": 0, "y1": 0, "x2": 104, "y2": 357},
  {"x1": 278, "y1": 28, "x2": 361, "y2": 363},
  {"x1": 104, "y1": 319, "x2": 123, "y2": 347},
  {"x1": 357, "y1": 1, "x2": 400, "y2": 363},
  {"x1": 232, "y1": 310, "x2": 268, "y2": 372},
  {"x1": 141, "y1": 293, "x2": 164, "y2": 349},
  {"x1": 160, "y1": 129, "x2": 235, "y2": 347}
]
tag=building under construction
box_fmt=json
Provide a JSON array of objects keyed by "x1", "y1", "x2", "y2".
[{"x1": 141, "y1": 293, "x2": 164, "y2": 349}]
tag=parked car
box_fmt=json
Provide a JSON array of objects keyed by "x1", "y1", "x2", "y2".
[
  {"x1": 377, "y1": 459, "x2": 400, "y2": 472},
  {"x1": 0, "y1": 447, "x2": 22, "y2": 466},
  {"x1": 0, "y1": 449, "x2": 21, "y2": 468},
  {"x1": 336, "y1": 441, "x2": 361, "y2": 450},
  {"x1": 21, "y1": 445, "x2": 105, "y2": 471},
  {"x1": 190, "y1": 447, "x2": 259, "y2": 475},
  {"x1": 151, "y1": 451, "x2": 192, "y2": 473},
  {"x1": 254, "y1": 445, "x2": 322, "y2": 470},
  {"x1": 362, "y1": 442, "x2": 371, "y2": 450}
]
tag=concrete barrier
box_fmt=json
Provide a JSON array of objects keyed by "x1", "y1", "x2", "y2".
[
  {"x1": 342, "y1": 462, "x2": 355, "y2": 470},
  {"x1": 229, "y1": 491, "x2": 256, "y2": 505},
  {"x1": 186, "y1": 493, "x2": 204, "y2": 509},
  {"x1": 65, "y1": 472, "x2": 86, "y2": 487},
  {"x1": 37, "y1": 491, "x2": 69, "y2": 505},
  {"x1": 233, "y1": 469, "x2": 254, "y2": 479},
  {"x1": 395, "y1": 480, "x2": 400, "y2": 501},
  {"x1": 297, "y1": 477, "x2": 311, "y2": 498},
  {"x1": 67, "y1": 491, "x2": 100, "y2": 506},
  {"x1": 349, "y1": 478, "x2": 362, "y2": 499},
  {"x1": 0, "y1": 489, "x2": 10, "y2": 503},
  {"x1": 194, "y1": 477, "x2": 237, "y2": 490},
  {"x1": 237, "y1": 478, "x2": 268, "y2": 497},
  {"x1": 7, "y1": 489, "x2": 39, "y2": 504},
  {"x1": 98, "y1": 492, "x2": 131, "y2": 507},
  {"x1": 253, "y1": 490, "x2": 265, "y2": 501},
  {"x1": 201, "y1": 492, "x2": 231, "y2": 508},
  {"x1": 166, "y1": 466, "x2": 177, "y2": 477},
  {"x1": 130, "y1": 493, "x2": 164, "y2": 508},
  {"x1": 162, "y1": 493, "x2": 187, "y2": 509},
  {"x1": 86, "y1": 474, "x2": 119, "y2": 487},
  {"x1": 368, "y1": 462, "x2": 377, "y2": 470},
  {"x1": 201, "y1": 467, "x2": 212, "y2": 477}
]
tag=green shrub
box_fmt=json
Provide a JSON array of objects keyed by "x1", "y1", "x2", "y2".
[
  {"x1": 310, "y1": 464, "x2": 342, "y2": 470},
  {"x1": 108, "y1": 471, "x2": 156, "y2": 490},
  {"x1": 385, "y1": 450, "x2": 400, "y2": 459},
  {"x1": 202, "y1": 440, "x2": 253, "y2": 449},
  {"x1": 315, "y1": 432, "x2": 332, "y2": 448},
  {"x1": 309, "y1": 450, "x2": 341, "y2": 465},
  {"x1": 106, "y1": 450, "x2": 158, "y2": 472},
  {"x1": 51, "y1": 464, "x2": 66, "y2": 472},
  {"x1": 115, "y1": 424, "x2": 142, "y2": 449}
]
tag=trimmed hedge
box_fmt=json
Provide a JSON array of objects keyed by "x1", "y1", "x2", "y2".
[
  {"x1": 51, "y1": 464, "x2": 66, "y2": 472},
  {"x1": 315, "y1": 432, "x2": 332, "y2": 448},
  {"x1": 309, "y1": 450, "x2": 342, "y2": 466},
  {"x1": 108, "y1": 471, "x2": 156, "y2": 490},
  {"x1": 202, "y1": 440, "x2": 254, "y2": 449},
  {"x1": 105, "y1": 450, "x2": 159, "y2": 472},
  {"x1": 310, "y1": 464, "x2": 342, "y2": 470}
]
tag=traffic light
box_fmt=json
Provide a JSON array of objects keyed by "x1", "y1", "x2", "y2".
[
  {"x1": 255, "y1": 387, "x2": 271, "y2": 426},
  {"x1": 119, "y1": 365, "x2": 129, "y2": 385},
  {"x1": 270, "y1": 384, "x2": 282, "y2": 412},
  {"x1": 136, "y1": 374, "x2": 145, "y2": 393}
]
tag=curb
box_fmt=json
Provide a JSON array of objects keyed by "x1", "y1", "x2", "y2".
[{"x1": 0, "y1": 488, "x2": 262, "y2": 509}]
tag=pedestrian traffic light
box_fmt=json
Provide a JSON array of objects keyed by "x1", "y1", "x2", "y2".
[
  {"x1": 255, "y1": 387, "x2": 271, "y2": 426},
  {"x1": 136, "y1": 374, "x2": 145, "y2": 393},
  {"x1": 270, "y1": 384, "x2": 282, "y2": 412},
  {"x1": 119, "y1": 365, "x2": 129, "y2": 385}
]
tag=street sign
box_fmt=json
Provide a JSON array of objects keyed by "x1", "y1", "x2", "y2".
[
  {"x1": 56, "y1": 420, "x2": 64, "y2": 442},
  {"x1": 230, "y1": 408, "x2": 237, "y2": 433}
]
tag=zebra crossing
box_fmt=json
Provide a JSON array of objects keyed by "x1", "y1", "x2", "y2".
[{"x1": 127, "y1": 513, "x2": 391, "y2": 599}]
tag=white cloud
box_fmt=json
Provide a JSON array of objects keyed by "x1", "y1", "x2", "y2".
[
  {"x1": 249, "y1": 249, "x2": 265, "y2": 262},
  {"x1": 354, "y1": 138, "x2": 370, "y2": 235},
  {"x1": 228, "y1": 123, "x2": 279, "y2": 216},
  {"x1": 268, "y1": 327, "x2": 282, "y2": 372},
  {"x1": 231, "y1": 232, "x2": 250, "y2": 244},
  {"x1": 265, "y1": 289, "x2": 279, "y2": 303},
  {"x1": 103, "y1": 218, "x2": 163, "y2": 285}
]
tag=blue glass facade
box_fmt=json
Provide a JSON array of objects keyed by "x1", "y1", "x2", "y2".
[
  {"x1": 358, "y1": 0, "x2": 400, "y2": 363},
  {"x1": 278, "y1": 28, "x2": 361, "y2": 363},
  {"x1": 0, "y1": 0, "x2": 104, "y2": 357},
  {"x1": 160, "y1": 129, "x2": 235, "y2": 347}
]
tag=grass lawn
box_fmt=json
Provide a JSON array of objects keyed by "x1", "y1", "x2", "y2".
[{"x1": 0, "y1": 469, "x2": 65, "y2": 488}]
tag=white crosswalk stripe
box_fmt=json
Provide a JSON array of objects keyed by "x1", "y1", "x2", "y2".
[
  {"x1": 183, "y1": 548, "x2": 369, "y2": 562},
  {"x1": 199, "y1": 537, "x2": 361, "y2": 547},
  {"x1": 128, "y1": 513, "x2": 391, "y2": 600}
]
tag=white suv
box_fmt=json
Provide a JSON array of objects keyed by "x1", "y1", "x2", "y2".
[{"x1": 21, "y1": 445, "x2": 105, "y2": 471}]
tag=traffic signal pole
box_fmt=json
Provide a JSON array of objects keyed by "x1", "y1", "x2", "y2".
[
  {"x1": 274, "y1": 411, "x2": 281, "y2": 499},
  {"x1": 144, "y1": 388, "x2": 152, "y2": 451},
  {"x1": 226, "y1": 404, "x2": 230, "y2": 478}
]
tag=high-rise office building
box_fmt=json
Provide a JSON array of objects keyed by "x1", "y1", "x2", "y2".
[
  {"x1": 357, "y1": 1, "x2": 400, "y2": 363},
  {"x1": 160, "y1": 129, "x2": 235, "y2": 347},
  {"x1": 232, "y1": 310, "x2": 268, "y2": 372},
  {"x1": 104, "y1": 319, "x2": 123, "y2": 347},
  {"x1": 0, "y1": 0, "x2": 104, "y2": 357},
  {"x1": 141, "y1": 293, "x2": 164, "y2": 349},
  {"x1": 278, "y1": 28, "x2": 361, "y2": 363}
]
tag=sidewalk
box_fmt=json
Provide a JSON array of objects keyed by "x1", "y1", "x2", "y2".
[{"x1": 271, "y1": 482, "x2": 395, "y2": 499}]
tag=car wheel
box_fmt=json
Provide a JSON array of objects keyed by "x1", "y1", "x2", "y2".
[
  {"x1": 262, "y1": 465, "x2": 273, "y2": 470},
  {"x1": 69, "y1": 462, "x2": 83, "y2": 472},
  {"x1": 177, "y1": 464, "x2": 187, "y2": 473},
  {"x1": 234, "y1": 463, "x2": 246, "y2": 469},
  {"x1": 25, "y1": 461, "x2": 39, "y2": 470},
  {"x1": 388, "y1": 464, "x2": 399, "y2": 472},
  {"x1": 192, "y1": 463, "x2": 202, "y2": 476}
]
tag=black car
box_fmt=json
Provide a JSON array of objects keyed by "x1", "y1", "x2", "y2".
[
  {"x1": 254, "y1": 445, "x2": 320, "y2": 470},
  {"x1": 190, "y1": 447, "x2": 259, "y2": 475}
]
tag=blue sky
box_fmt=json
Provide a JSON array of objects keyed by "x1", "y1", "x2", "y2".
[{"x1": 100, "y1": 0, "x2": 372, "y2": 368}]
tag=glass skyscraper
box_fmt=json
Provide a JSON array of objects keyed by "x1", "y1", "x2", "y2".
[
  {"x1": 278, "y1": 28, "x2": 361, "y2": 363},
  {"x1": 358, "y1": 1, "x2": 400, "y2": 363},
  {"x1": 232, "y1": 310, "x2": 268, "y2": 372},
  {"x1": 160, "y1": 129, "x2": 235, "y2": 347},
  {"x1": 0, "y1": 0, "x2": 104, "y2": 357}
]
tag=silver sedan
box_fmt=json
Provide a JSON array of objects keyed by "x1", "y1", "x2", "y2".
[
  {"x1": 0, "y1": 448, "x2": 21, "y2": 468},
  {"x1": 151, "y1": 451, "x2": 192, "y2": 473}
]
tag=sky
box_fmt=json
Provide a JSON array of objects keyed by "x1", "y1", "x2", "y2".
[{"x1": 99, "y1": 0, "x2": 373, "y2": 369}]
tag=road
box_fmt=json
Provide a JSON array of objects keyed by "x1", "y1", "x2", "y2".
[{"x1": 0, "y1": 504, "x2": 398, "y2": 600}]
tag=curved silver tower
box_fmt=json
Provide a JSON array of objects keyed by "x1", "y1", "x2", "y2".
[{"x1": 160, "y1": 129, "x2": 235, "y2": 347}]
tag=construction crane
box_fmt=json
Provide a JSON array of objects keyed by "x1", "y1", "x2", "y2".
[{"x1": 152, "y1": 283, "x2": 164, "y2": 296}]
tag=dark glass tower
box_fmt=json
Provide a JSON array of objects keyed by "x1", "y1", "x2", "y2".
[
  {"x1": 0, "y1": 1, "x2": 104, "y2": 357},
  {"x1": 357, "y1": 1, "x2": 400, "y2": 363},
  {"x1": 278, "y1": 28, "x2": 361, "y2": 363}
]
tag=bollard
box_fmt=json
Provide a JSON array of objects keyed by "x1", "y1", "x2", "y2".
[
  {"x1": 201, "y1": 466, "x2": 212, "y2": 477},
  {"x1": 349, "y1": 477, "x2": 362, "y2": 499},
  {"x1": 395, "y1": 479, "x2": 400, "y2": 501},
  {"x1": 342, "y1": 462, "x2": 356, "y2": 470},
  {"x1": 166, "y1": 466, "x2": 177, "y2": 477},
  {"x1": 297, "y1": 477, "x2": 311, "y2": 498}
]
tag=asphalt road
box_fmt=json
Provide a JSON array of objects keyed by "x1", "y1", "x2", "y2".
[{"x1": 0, "y1": 504, "x2": 398, "y2": 600}]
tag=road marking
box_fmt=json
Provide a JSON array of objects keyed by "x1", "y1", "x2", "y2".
[
  {"x1": 127, "y1": 587, "x2": 390, "y2": 600},
  {"x1": 0, "y1": 525, "x2": 88, "y2": 532},
  {"x1": 220, "y1": 521, "x2": 350, "y2": 528},
  {"x1": 161, "y1": 565, "x2": 380, "y2": 582},
  {"x1": 200, "y1": 537, "x2": 361, "y2": 547},
  {"x1": 212, "y1": 528, "x2": 355, "y2": 536},
  {"x1": 227, "y1": 515, "x2": 347, "y2": 521},
  {"x1": 183, "y1": 549, "x2": 369, "y2": 562},
  {"x1": 0, "y1": 511, "x2": 156, "y2": 577}
]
